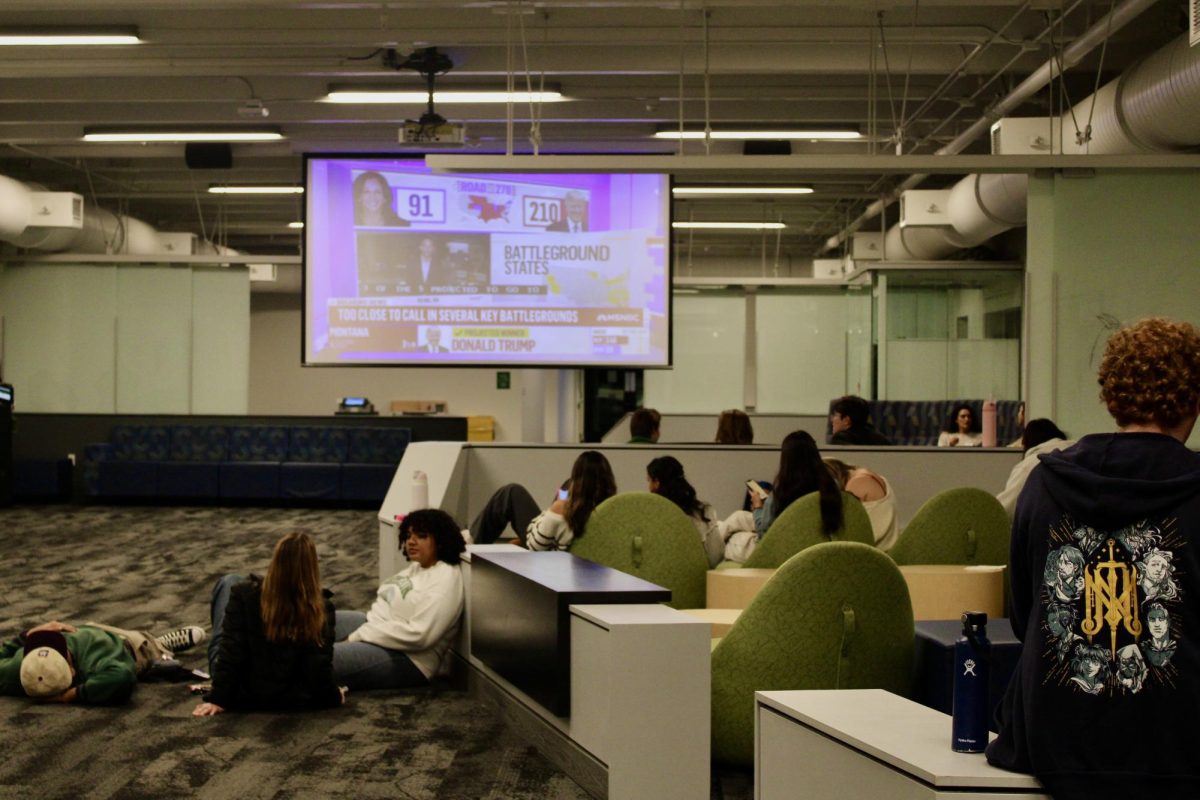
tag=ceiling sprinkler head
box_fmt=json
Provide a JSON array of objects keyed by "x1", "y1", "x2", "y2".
[{"x1": 237, "y1": 99, "x2": 269, "y2": 118}]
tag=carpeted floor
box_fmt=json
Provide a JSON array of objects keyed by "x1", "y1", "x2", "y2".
[{"x1": 0, "y1": 504, "x2": 753, "y2": 799}]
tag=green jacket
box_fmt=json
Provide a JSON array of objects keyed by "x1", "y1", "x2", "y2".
[{"x1": 0, "y1": 626, "x2": 138, "y2": 704}]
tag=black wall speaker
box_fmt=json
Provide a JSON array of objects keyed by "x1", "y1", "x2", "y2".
[
  {"x1": 185, "y1": 142, "x2": 233, "y2": 169},
  {"x1": 743, "y1": 140, "x2": 791, "y2": 156}
]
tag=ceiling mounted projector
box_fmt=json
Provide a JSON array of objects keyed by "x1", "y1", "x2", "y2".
[{"x1": 385, "y1": 46, "x2": 466, "y2": 146}]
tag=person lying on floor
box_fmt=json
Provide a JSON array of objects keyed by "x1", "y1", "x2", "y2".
[
  {"x1": 194, "y1": 531, "x2": 345, "y2": 716},
  {"x1": 0, "y1": 619, "x2": 204, "y2": 705},
  {"x1": 332, "y1": 509, "x2": 465, "y2": 691}
]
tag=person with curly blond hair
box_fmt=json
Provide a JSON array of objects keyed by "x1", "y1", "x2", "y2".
[{"x1": 988, "y1": 317, "x2": 1200, "y2": 799}]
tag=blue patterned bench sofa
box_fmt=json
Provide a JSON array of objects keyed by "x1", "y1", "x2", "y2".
[
  {"x1": 83, "y1": 423, "x2": 410, "y2": 503},
  {"x1": 826, "y1": 399, "x2": 1023, "y2": 447}
]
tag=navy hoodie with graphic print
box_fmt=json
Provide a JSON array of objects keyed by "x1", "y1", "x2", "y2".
[{"x1": 987, "y1": 432, "x2": 1200, "y2": 799}]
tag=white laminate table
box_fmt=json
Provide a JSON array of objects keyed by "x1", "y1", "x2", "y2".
[{"x1": 755, "y1": 689, "x2": 1049, "y2": 800}]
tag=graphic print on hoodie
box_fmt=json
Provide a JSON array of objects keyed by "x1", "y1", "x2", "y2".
[
  {"x1": 987, "y1": 432, "x2": 1200, "y2": 799},
  {"x1": 1040, "y1": 516, "x2": 1183, "y2": 695}
]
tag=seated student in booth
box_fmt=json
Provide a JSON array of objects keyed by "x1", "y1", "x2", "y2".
[
  {"x1": 469, "y1": 450, "x2": 617, "y2": 551},
  {"x1": 987, "y1": 317, "x2": 1200, "y2": 798},
  {"x1": 714, "y1": 409, "x2": 754, "y2": 445},
  {"x1": 1008, "y1": 402, "x2": 1027, "y2": 448},
  {"x1": 724, "y1": 430, "x2": 845, "y2": 563},
  {"x1": 937, "y1": 402, "x2": 983, "y2": 447},
  {"x1": 829, "y1": 394, "x2": 893, "y2": 445},
  {"x1": 995, "y1": 418, "x2": 1074, "y2": 518},
  {"x1": 627, "y1": 407, "x2": 661, "y2": 444},
  {"x1": 195, "y1": 532, "x2": 346, "y2": 716},
  {"x1": 646, "y1": 455, "x2": 726, "y2": 568},
  {"x1": 824, "y1": 458, "x2": 898, "y2": 551},
  {"x1": 333, "y1": 509, "x2": 465, "y2": 690}
]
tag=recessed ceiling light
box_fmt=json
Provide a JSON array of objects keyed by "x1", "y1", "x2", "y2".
[
  {"x1": 209, "y1": 185, "x2": 304, "y2": 195},
  {"x1": 672, "y1": 222, "x2": 787, "y2": 230},
  {"x1": 325, "y1": 89, "x2": 565, "y2": 104},
  {"x1": 655, "y1": 130, "x2": 861, "y2": 141},
  {"x1": 82, "y1": 130, "x2": 284, "y2": 143},
  {"x1": 0, "y1": 27, "x2": 140, "y2": 46},
  {"x1": 287, "y1": 221, "x2": 305, "y2": 229},
  {"x1": 673, "y1": 187, "x2": 814, "y2": 196}
]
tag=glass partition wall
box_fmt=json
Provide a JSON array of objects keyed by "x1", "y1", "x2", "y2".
[{"x1": 645, "y1": 265, "x2": 1022, "y2": 413}]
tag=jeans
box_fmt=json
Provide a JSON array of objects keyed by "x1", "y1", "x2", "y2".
[
  {"x1": 332, "y1": 610, "x2": 428, "y2": 690},
  {"x1": 469, "y1": 483, "x2": 540, "y2": 544},
  {"x1": 207, "y1": 573, "x2": 243, "y2": 673}
]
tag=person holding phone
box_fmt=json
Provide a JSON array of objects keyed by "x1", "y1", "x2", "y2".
[
  {"x1": 722, "y1": 431, "x2": 845, "y2": 563},
  {"x1": 467, "y1": 451, "x2": 616, "y2": 550}
]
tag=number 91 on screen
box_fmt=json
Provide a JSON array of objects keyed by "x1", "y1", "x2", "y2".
[{"x1": 395, "y1": 189, "x2": 446, "y2": 222}]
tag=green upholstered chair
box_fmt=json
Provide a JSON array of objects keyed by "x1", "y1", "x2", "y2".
[
  {"x1": 711, "y1": 541, "x2": 914, "y2": 766},
  {"x1": 738, "y1": 491, "x2": 874, "y2": 569},
  {"x1": 887, "y1": 487, "x2": 1010, "y2": 566},
  {"x1": 570, "y1": 492, "x2": 709, "y2": 610}
]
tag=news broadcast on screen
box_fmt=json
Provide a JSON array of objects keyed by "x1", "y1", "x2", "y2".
[{"x1": 304, "y1": 157, "x2": 671, "y2": 367}]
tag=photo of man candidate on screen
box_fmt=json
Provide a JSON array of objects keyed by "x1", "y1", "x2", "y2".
[
  {"x1": 546, "y1": 190, "x2": 589, "y2": 233},
  {"x1": 421, "y1": 326, "x2": 450, "y2": 353}
]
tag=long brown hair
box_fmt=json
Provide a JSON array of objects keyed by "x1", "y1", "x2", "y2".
[
  {"x1": 565, "y1": 450, "x2": 616, "y2": 537},
  {"x1": 260, "y1": 532, "x2": 326, "y2": 645},
  {"x1": 715, "y1": 409, "x2": 754, "y2": 444}
]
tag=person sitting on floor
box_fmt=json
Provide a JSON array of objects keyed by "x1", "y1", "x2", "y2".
[
  {"x1": 714, "y1": 409, "x2": 754, "y2": 445},
  {"x1": 0, "y1": 619, "x2": 203, "y2": 705},
  {"x1": 937, "y1": 403, "x2": 983, "y2": 447},
  {"x1": 470, "y1": 450, "x2": 617, "y2": 551},
  {"x1": 647, "y1": 455, "x2": 726, "y2": 568},
  {"x1": 829, "y1": 395, "x2": 893, "y2": 445},
  {"x1": 333, "y1": 509, "x2": 465, "y2": 691},
  {"x1": 628, "y1": 407, "x2": 661, "y2": 444},
  {"x1": 995, "y1": 418, "x2": 1074, "y2": 518},
  {"x1": 824, "y1": 458, "x2": 898, "y2": 551},
  {"x1": 194, "y1": 531, "x2": 345, "y2": 716}
]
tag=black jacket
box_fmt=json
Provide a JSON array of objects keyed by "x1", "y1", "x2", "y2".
[
  {"x1": 206, "y1": 577, "x2": 341, "y2": 711},
  {"x1": 830, "y1": 423, "x2": 892, "y2": 446},
  {"x1": 987, "y1": 432, "x2": 1200, "y2": 798}
]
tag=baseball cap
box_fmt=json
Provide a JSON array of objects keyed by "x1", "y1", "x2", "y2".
[{"x1": 21, "y1": 631, "x2": 73, "y2": 698}]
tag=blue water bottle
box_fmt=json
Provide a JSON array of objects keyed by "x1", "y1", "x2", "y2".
[{"x1": 951, "y1": 611, "x2": 990, "y2": 753}]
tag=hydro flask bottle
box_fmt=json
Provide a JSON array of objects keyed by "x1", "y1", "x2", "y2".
[{"x1": 952, "y1": 611, "x2": 990, "y2": 753}]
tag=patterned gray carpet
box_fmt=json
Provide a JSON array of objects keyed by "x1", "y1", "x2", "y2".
[{"x1": 0, "y1": 504, "x2": 753, "y2": 800}]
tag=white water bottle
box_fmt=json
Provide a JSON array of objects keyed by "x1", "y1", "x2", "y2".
[{"x1": 411, "y1": 470, "x2": 429, "y2": 510}]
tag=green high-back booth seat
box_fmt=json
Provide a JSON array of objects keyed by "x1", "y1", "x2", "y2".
[
  {"x1": 740, "y1": 491, "x2": 874, "y2": 569},
  {"x1": 711, "y1": 541, "x2": 914, "y2": 766},
  {"x1": 570, "y1": 492, "x2": 709, "y2": 610},
  {"x1": 887, "y1": 487, "x2": 1010, "y2": 566}
]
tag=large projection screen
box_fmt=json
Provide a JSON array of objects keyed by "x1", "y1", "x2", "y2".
[{"x1": 304, "y1": 156, "x2": 671, "y2": 367}]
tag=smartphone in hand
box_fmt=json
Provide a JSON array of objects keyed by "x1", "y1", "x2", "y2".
[
  {"x1": 557, "y1": 487, "x2": 569, "y2": 501},
  {"x1": 746, "y1": 480, "x2": 769, "y2": 500}
]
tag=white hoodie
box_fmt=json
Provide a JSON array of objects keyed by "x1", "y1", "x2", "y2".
[{"x1": 348, "y1": 560, "x2": 464, "y2": 679}]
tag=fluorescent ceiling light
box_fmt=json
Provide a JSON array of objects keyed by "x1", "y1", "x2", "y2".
[
  {"x1": 287, "y1": 221, "x2": 305, "y2": 229},
  {"x1": 672, "y1": 221, "x2": 787, "y2": 230},
  {"x1": 325, "y1": 89, "x2": 565, "y2": 104},
  {"x1": 209, "y1": 185, "x2": 304, "y2": 195},
  {"x1": 673, "y1": 186, "x2": 814, "y2": 196},
  {"x1": 83, "y1": 130, "x2": 283, "y2": 142},
  {"x1": 655, "y1": 130, "x2": 861, "y2": 141},
  {"x1": 0, "y1": 28, "x2": 140, "y2": 46}
]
